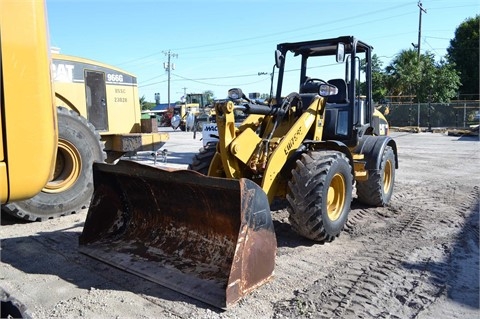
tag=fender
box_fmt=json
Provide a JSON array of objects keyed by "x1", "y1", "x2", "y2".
[
  {"x1": 354, "y1": 135, "x2": 398, "y2": 170},
  {"x1": 313, "y1": 140, "x2": 355, "y2": 178}
]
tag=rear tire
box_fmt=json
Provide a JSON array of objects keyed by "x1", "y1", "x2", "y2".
[
  {"x1": 356, "y1": 146, "x2": 395, "y2": 206},
  {"x1": 287, "y1": 151, "x2": 353, "y2": 242},
  {"x1": 2, "y1": 107, "x2": 105, "y2": 221}
]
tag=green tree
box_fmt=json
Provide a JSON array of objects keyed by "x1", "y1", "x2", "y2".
[
  {"x1": 384, "y1": 49, "x2": 460, "y2": 103},
  {"x1": 418, "y1": 54, "x2": 461, "y2": 103},
  {"x1": 139, "y1": 95, "x2": 155, "y2": 110},
  {"x1": 203, "y1": 90, "x2": 215, "y2": 104},
  {"x1": 447, "y1": 15, "x2": 479, "y2": 100},
  {"x1": 385, "y1": 49, "x2": 421, "y2": 100},
  {"x1": 370, "y1": 54, "x2": 388, "y2": 103}
]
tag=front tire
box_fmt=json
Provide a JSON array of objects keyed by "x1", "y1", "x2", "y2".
[
  {"x1": 356, "y1": 146, "x2": 395, "y2": 206},
  {"x1": 287, "y1": 151, "x2": 353, "y2": 242},
  {"x1": 3, "y1": 107, "x2": 105, "y2": 221},
  {"x1": 188, "y1": 142, "x2": 217, "y2": 175}
]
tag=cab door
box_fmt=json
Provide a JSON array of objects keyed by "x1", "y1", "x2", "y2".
[{"x1": 85, "y1": 70, "x2": 108, "y2": 131}]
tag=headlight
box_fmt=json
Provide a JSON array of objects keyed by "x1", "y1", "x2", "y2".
[{"x1": 319, "y1": 84, "x2": 339, "y2": 97}]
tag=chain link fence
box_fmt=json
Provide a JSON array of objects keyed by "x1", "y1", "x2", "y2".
[{"x1": 380, "y1": 100, "x2": 479, "y2": 128}]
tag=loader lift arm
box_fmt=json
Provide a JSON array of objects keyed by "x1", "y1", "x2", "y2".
[{"x1": 211, "y1": 86, "x2": 336, "y2": 203}]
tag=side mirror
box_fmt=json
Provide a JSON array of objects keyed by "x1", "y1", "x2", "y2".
[
  {"x1": 275, "y1": 50, "x2": 284, "y2": 68},
  {"x1": 336, "y1": 43, "x2": 345, "y2": 63},
  {"x1": 227, "y1": 88, "x2": 244, "y2": 100}
]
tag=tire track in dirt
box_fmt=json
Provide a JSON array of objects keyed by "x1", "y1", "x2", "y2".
[
  {"x1": 272, "y1": 183, "x2": 479, "y2": 319},
  {"x1": 3, "y1": 182, "x2": 477, "y2": 319}
]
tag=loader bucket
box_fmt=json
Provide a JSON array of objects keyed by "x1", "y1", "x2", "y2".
[{"x1": 78, "y1": 160, "x2": 277, "y2": 309}]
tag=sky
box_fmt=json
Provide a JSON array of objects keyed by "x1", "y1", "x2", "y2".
[{"x1": 46, "y1": 0, "x2": 479, "y2": 104}]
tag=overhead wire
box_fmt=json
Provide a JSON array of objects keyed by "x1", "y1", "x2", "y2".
[
  {"x1": 136, "y1": 4, "x2": 419, "y2": 88},
  {"x1": 135, "y1": 2, "x2": 475, "y2": 91},
  {"x1": 171, "y1": 73, "x2": 270, "y2": 87},
  {"x1": 117, "y1": 2, "x2": 414, "y2": 67}
]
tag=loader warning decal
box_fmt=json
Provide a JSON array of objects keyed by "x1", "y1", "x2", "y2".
[
  {"x1": 52, "y1": 58, "x2": 137, "y2": 86},
  {"x1": 283, "y1": 126, "x2": 303, "y2": 156}
]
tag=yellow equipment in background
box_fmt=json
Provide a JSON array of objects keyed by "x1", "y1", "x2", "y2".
[
  {"x1": 51, "y1": 53, "x2": 168, "y2": 161},
  {"x1": 171, "y1": 93, "x2": 210, "y2": 131}
]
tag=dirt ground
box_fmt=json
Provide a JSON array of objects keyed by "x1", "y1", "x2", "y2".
[{"x1": 1, "y1": 129, "x2": 479, "y2": 319}]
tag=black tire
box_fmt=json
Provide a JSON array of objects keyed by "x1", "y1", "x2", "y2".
[
  {"x1": 287, "y1": 150, "x2": 353, "y2": 242},
  {"x1": 356, "y1": 146, "x2": 395, "y2": 206},
  {"x1": 2, "y1": 107, "x2": 105, "y2": 221},
  {"x1": 188, "y1": 142, "x2": 217, "y2": 175}
]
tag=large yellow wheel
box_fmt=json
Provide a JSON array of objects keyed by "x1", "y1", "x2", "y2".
[
  {"x1": 327, "y1": 173, "x2": 347, "y2": 222},
  {"x1": 287, "y1": 150, "x2": 353, "y2": 243},
  {"x1": 357, "y1": 146, "x2": 396, "y2": 206},
  {"x1": 43, "y1": 139, "x2": 82, "y2": 194},
  {"x1": 3, "y1": 107, "x2": 105, "y2": 221},
  {"x1": 383, "y1": 156, "x2": 393, "y2": 195}
]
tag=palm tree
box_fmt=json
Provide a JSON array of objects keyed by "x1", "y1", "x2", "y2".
[
  {"x1": 139, "y1": 95, "x2": 148, "y2": 110},
  {"x1": 385, "y1": 49, "x2": 421, "y2": 101}
]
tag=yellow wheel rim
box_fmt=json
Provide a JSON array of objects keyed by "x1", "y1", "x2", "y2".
[
  {"x1": 383, "y1": 159, "x2": 393, "y2": 194},
  {"x1": 327, "y1": 173, "x2": 346, "y2": 221},
  {"x1": 43, "y1": 139, "x2": 82, "y2": 194}
]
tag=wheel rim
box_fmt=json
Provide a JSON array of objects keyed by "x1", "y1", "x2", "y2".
[
  {"x1": 383, "y1": 159, "x2": 393, "y2": 194},
  {"x1": 327, "y1": 173, "x2": 346, "y2": 221},
  {"x1": 43, "y1": 139, "x2": 82, "y2": 194}
]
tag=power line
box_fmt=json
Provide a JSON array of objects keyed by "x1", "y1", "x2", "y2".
[
  {"x1": 117, "y1": 2, "x2": 476, "y2": 70},
  {"x1": 141, "y1": 73, "x2": 166, "y2": 84},
  {"x1": 138, "y1": 61, "x2": 338, "y2": 89},
  {"x1": 116, "y1": 3, "x2": 413, "y2": 66},
  {"x1": 171, "y1": 73, "x2": 270, "y2": 87},
  {"x1": 138, "y1": 79, "x2": 168, "y2": 88}
]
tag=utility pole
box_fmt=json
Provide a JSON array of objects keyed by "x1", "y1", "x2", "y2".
[
  {"x1": 181, "y1": 87, "x2": 188, "y2": 102},
  {"x1": 163, "y1": 50, "x2": 178, "y2": 109},
  {"x1": 413, "y1": 1, "x2": 426, "y2": 128},
  {"x1": 416, "y1": 1, "x2": 427, "y2": 59}
]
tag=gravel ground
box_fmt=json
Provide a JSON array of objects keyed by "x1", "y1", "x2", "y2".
[{"x1": 1, "y1": 129, "x2": 479, "y2": 319}]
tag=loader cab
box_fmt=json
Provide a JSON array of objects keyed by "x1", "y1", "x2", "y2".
[{"x1": 275, "y1": 36, "x2": 375, "y2": 147}]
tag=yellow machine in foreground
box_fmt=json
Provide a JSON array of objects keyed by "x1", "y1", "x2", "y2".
[
  {"x1": 80, "y1": 36, "x2": 398, "y2": 308},
  {"x1": 0, "y1": 0, "x2": 58, "y2": 205},
  {"x1": 1, "y1": 0, "x2": 168, "y2": 222}
]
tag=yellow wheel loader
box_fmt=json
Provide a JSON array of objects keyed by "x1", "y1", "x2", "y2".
[{"x1": 79, "y1": 36, "x2": 398, "y2": 308}]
